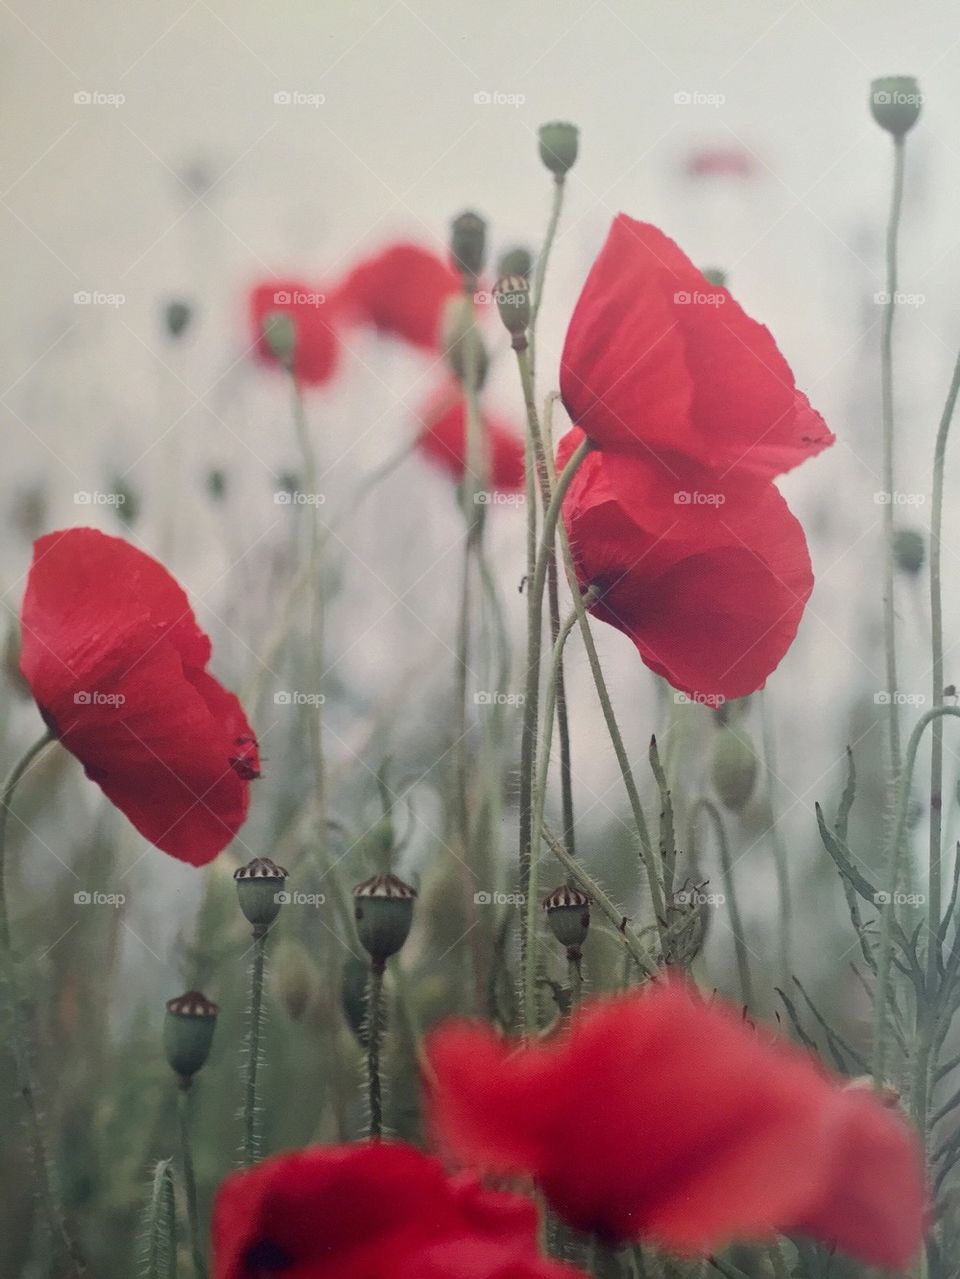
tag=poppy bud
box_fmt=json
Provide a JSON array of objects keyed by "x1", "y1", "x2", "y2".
[
  {"x1": 234, "y1": 857, "x2": 289, "y2": 935},
  {"x1": 494, "y1": 275, "x2": 531, "y2": 346},
  {"x1": 893, "y1": 527, "x2": 924, "y2": 576},
  {"x1": 442, "y1": 295, "x2": 489, "y2": 390},
  {"x1": 450, "y1": 210, "x2": 486, "y2": 282},
  {"x1": 542, "y1": 885, "x2": 591, "y2": 955},
  {"x1": 261, "y1": 311, "x2": 296, "y2": 368},
  {"x1": 498, "y1": 246, "x2": 533, "y2": 279},
  {"x1": 711, "y1": 727, "x2": 758, "y2": 812},
  {"x1": 538, "y1": 121, "x2": 579, "y2": 177},
  {"x1": 702, "y1": 267, "x2": 727, "y2": 287},
  {"x1": 206, "y1": 467, "x2": 228, "y2": 502},
  {"x1": 353, "y1": 872, "x2": 417, "y2": 967},
  {"x1": 870, "y1": 76, "x2": 922, "y2": 137},
  {"x1": 163, "y1": 990, "x2": 218, "y2": 1084},
  {"x1": 164, "y1": 299, "x2": 193, "y2": 340}
]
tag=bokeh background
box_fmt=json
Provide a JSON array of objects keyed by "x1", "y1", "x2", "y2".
[{"x1": 4, "y1": 0, "x2": 960, "y2": 1273}]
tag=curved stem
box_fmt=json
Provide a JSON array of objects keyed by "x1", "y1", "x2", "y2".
[
  {"x1": 689, "y1": 798, "x2": 754, "y2": 1007},
  {"x1": 178, "y1": 1084, "x2": 206, "y2": 1279},
  {"x1": 366, "y1": 961, "x2": 385, "y2": 1139},
  {"x1": 0, "y1": 730, "x2": 84, "y2": 1275},
  {"x1": 243, "y1": 933, "x2": 267, "y2": 1166},
  {"x1": 874, "y1": 706, "x2": 960, "y2": 1084},
  {"x1": 528, "y1": 176, "x2": 565, "y2": 382}
]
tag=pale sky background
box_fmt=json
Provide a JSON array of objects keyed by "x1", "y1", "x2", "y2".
[{"x1": 4, "y1": 0, "x2": 960, "y2": 997}]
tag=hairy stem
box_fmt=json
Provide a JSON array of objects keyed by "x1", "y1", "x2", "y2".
[
  {"x1": 178, "y1": 1085, "x2": 205, "y2": 1278},
  {"x1": 243, "y1": 933, "x2": 267, "y2": 1166},
  {"x1": 366, "y1": 961, "x2": 385, "y2": 1139}
]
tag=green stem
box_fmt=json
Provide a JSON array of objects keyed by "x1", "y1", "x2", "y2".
[
  {"x1": 243, "y1": 933, "x2": 267, "y2": 1166},
  {"x1": 178, "y1": 1084, "x2": 205, "y2": 1279},
  {"x1": 143, "y1": 1158, "x2": 177, "y2": 1279},
  {"x1": 689, "y1": 798, "x2": 754, "y2": 1007},
  {"x1": 528, "y1": 175, "x2": 565, "y2": 382},
  {"x1": 874, "y1": 706, "x2": 960, "y2": 1085},
  {"x1": 366, "y1": 961, "x2": 385, "y2": 1139},
  {"x1": 0, "y1": 730, "x2": 84, "y2": 1276},
  {"x1": 760, "y1": 694, "x2": 792, "y2": 990}
]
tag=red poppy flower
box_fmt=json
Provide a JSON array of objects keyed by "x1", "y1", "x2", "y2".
[
  {"x1": 558, "y1": 430, "x2": 812, "y2": 698},
  {"x1": 19, "y1": 528, "x2": 258, "y2": 866},
  {"x1": 426, "y1": 981, "x2": 925, "y2": 1268},
  {"x1": 684, "y1": 145, "x2": 761, "y2": 179},
  {"x1": 249, "y1": 280, "x2": 339, "y2": 385},
  {"x1": 559, "y1": 215, "x2": 833, "y2": 479},
  {"x1": 212, "y1": 1140, "x2": 583, "y2": 1279},
  {"x1": 336, "y1": 243, "x2": 461, "y2": 351},
  {"x1": 416, "y1": 385, "x2": 525, "y2": 494}
]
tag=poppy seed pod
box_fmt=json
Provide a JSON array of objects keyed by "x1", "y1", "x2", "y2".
[
  {"x1": 450, "y1": 210, "x2": 486, "y2": 282},
  {"x1": 165, "y1": 299, "x2": 193, "y2": 339},
  {"x1": 163, "y1": 990, "x2": 218, "y2": 1083},
  {"x1": 711, "y1": 727, "x2": 759, "y2": 812},
  {"x1": 494, "y1": 275, "x2": 530, "y2": 345},
  {"x1": 893, "y1": 527, "x2": 925, "y2": 576},
  {"x1": 497, "y1": 246, "x2": 533, "y2": 279},
  {"x1": 260, "y1": 310, "x2": 296, "y2": 368},
  {"x1": 870, "y1": 76, "x2": 922, "y2": 137},
  {"x1": 538, "y1": 121, "x2": 579, "y2": 177},
  {"x1": 353, "y1": 872, "x2": 417, "y2": 967},
  {"x1": 542, "y1": 884, "x2": 591, "y2": 954},
  {"x1": 234, "y1": 857, "x2": 289, "y2": 935}
]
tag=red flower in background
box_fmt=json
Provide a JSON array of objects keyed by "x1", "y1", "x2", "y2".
[
  {"x1": 336, "y1": 243, "x2": 461, "y2": 352},
  {"x1": 427, "y1": 981, "x2": 925, "y2": 1268},
  {"x1": 212, "y1": 1141, "x2": 583, "y2": 1279},
  {"x1": 416, "y1": 385, "x2": 525, "y2": 494},
  {"x1": 684, "y1": 145, "x2": 761, "y2": 179},
  {"x1": 558, "y1": 430, "x2": 812, "y2": 698},
  {"x1": 249, "y1": 280, "x2": 340, "y2": 385},
  {"x1": 560, "y1": 215, "x2": 833, "y2": 479},
  {"x1": 20, "y1": 529, "x2": 258, "y2": 866}
]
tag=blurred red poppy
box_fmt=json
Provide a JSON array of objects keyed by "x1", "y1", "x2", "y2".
[
  {"x1": 426, "y1": 980, "x2": 925, "y2": 1268},
  {"x1": 416, "y1": 385, "x2": 525, "y2": 494},
  {"x1": 684, "y1": 145, "x2": 760, "y2": 179},
  {"x1": 336, "y1": 243, "x2": 461, "y2": 351},
  {"x1": 560, "y1": 215, "x2": 833, "y2": 479},
  {"x1": 20, "y1": 528, "x2": 258, "y2": 866},
  {"x1": 249, "y1": 279, "x2": 340, "y2": 385},
  {"x1": 558, "y1": 429, "x2": 812, "y2": 698},
  {"x1": 212, "y1": 1141, "x2": 583, "y2": 1279}
]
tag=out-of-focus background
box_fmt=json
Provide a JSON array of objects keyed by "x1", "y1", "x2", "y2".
[{"x1": 3, "y1": 0, "x2": 960, "y2": 1272}]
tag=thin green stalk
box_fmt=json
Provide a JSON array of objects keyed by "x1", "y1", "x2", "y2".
[
  {"x1": 528, "y1": 175, "x2": 565, "y2": 381},
  {"x1": 874, "y1": 706, "x2": 960, "y2": 1085},
  {"x1": 178, "y1": 1085, "x2": 205, "y2": 1279},
  {"x1": 760, "y1": 694, "x2": 792, "y2": 989},
  {"x1": 243, "y1": 933, "x2": 267, "y2": 1166},
  {"x1": 366, "y1": 960, "x2": 385, "y2": 1139},
  {"x1": 0, "y1": 730, "x2": 84, "y2": 1276},
  {"x1": 142, "y1": 1158, "x2": 177, "y2": 1279},
  {"x1": 689, "y1": 798, "x2": 754, "y2": 1007},
  {"x1": 879, "y1": 136, "x2": 905, "y2": 779}
]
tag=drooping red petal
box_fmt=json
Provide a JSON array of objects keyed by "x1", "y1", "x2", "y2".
[
  {"x1": 249, "y1": 279, "x2": 340, "y2": 385},
  {"x1": 426, "y1": 981, "x2": 925, "y2": 1265},
  {"x1": 416, "y1": 385, "x2": 525, "y2": 494},
  {"x1": 559, "y1": 215, "x2": 833, "y2": 479},
  {"x1": 20, "y1": 529, "x2": 257, "y2": 866},
  {"x1": 336, "y1": 243, "x2": 461, "y2": 351},
  {"x1": 558, "y1": 432, "x2": 813, "y2": 698}
]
